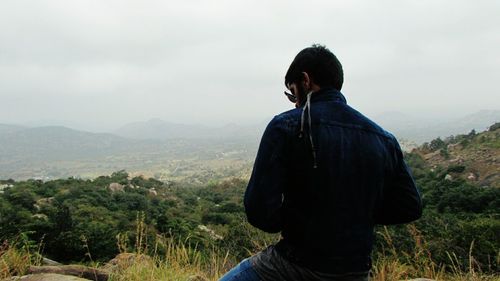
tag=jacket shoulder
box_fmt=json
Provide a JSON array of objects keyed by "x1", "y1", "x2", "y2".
[
  {"x1": 335, "y1": 105, "x2": 395, "y2": 141},
  {"x1": 268, "y1": 108, "x2": 302, "y2": 129}
]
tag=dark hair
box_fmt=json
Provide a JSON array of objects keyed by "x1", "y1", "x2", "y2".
[{"x1": 285, "y1": 44, "x2": 343, "y2": 90}]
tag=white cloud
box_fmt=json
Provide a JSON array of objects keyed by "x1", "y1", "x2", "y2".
[{"x1": 0, "y1": 0, "x2": 498, "y2": 131}]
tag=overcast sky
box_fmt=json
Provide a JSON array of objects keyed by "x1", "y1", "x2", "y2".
[{"x1": 1, "y1": 0, "x2": 499, "y2": 132}]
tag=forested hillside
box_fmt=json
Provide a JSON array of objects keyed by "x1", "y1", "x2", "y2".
[{"x1": 1, "y1": 124, "x2": 499, "y2": 280}]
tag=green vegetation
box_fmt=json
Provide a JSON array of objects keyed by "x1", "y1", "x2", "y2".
[
  {"x1": 418, "y1": 125, "x2": 500, "y2": 188},
  {"x1": 1, "y1": 125, "x2": 499, "y2": 280},
  {"x1": 1, "y1": 169, "x2": 498, "y2": 279},
  {"x1": 0, "y1": 129, "x2": 256, "y2": 183},
  {"x1": 0, "y1": 174, "x2": 275, "y2": 264}
]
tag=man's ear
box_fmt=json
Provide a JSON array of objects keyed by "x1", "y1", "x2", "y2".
[
  {"x1": 301, "y1": 72, "x2": 311, "y2": 89},
  {"x1": 301, "y1": 72, "x2": 321, "y2": 92}
]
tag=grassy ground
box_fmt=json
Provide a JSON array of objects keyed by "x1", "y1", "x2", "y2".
[
  {"x1": 1, "y1": 219, "x2": 498, "y2": 281},
  {"x1": 2, "y1": 233, "x2": 498, "y2": 281}
]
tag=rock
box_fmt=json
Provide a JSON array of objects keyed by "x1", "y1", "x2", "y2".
[
  {"x1": 32, "y1": 214, "x2": 48, "y2": 220},
  {"x1": 12, "y1": 273, "x2": 92, "y2": 281},
  {"x1": 28, "y1": 265, "x2": 108, "y2": 281},
  {"x1": 36, "y1": 198, "x2": 55, "y2": 206},
  {"x1": 41, "y1": 257, "x2": 62, "y2": 266},
  {"x1": 0, "y1": 184, "x2": 13, "y2": 194},
  {"x1": 103, "y1": 253, "x2": 153, "y2": 272},
  {"x1": 467, "y1": 173, "x2": 477, "y2": 180},
  {"x1": 444, "y1": 174, "x2": 453, "y2": 181},
  {"x1": 108, "y1": 183, "x2": 124, "y2": 193},
  {"x1": 197, "y1": 225, "x2": 223, "y2": 240},
  {"x1": 33, "y1": 198, "x2": 55, "y2": 211}
]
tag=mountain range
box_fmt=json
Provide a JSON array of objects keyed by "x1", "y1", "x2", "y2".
[
  {"x1": 113, "y1": 118, "x2": 266, "y2": 140},
  {"x1": 372, "y1": 110, "x2": 499, "y2": 143},
  {"x1": 0, "y1": 110, "x2": 498, "y2": 180}
]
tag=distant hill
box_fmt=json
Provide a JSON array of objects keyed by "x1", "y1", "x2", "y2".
[
  {"x1": 373, "y1": 110, "x2": 500, "y2": 144},
  {"x1": 0, "y1": 124, "x2": 26, "y2": 135},
  {"x1": 1, "y1": 112, "x2": 498, "y2": 181},
  {"x1": 0, "y1": 125, "x2": 257, "y2": 181},
  {"x1": 115, "y1": 110, "x2": 499, "y2": 148},
  {"x1": 114, "y1": 118, "x2": 265, "y2": 140},
  {"x1": 0, "y1": 125, "x2": 132, "y2": 160},
  {"x1": 410, "y1": 122, "x2": 500, "y2": 188}
]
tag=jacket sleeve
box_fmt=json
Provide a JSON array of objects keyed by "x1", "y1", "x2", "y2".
[
  {"x1": 244, "y1": 116, "x2": 287, "y2": 233},
  {"x1": 375, "y1": 137, "x2": 423, "y2": 225}
]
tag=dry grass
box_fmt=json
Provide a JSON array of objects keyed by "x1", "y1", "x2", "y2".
[
  {"x1": 2, "y1": 220, "x2": 498, "y2": 281},
  {"x1": 108, "y1": 212, "x2": 233, "y2": 281},
  {"x1": 0, "y1": 234, "x2": 42, "y2": 279},
  {"x1": 371, "y1": 225, "x2": 499, "y2": 281}
]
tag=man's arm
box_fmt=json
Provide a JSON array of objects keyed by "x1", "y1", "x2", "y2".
[
  {"x1": 244, "y1": 116, "x2": 288, "y2": 233},
  {"x1": 375, "y1": 138, "x2": 423, "y2": 225}
]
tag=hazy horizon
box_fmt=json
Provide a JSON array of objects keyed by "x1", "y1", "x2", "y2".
[
  {"x1": 1, "y1": 1, "x2": 499, "y2": 132},
  {"x1": 2, "y1": 109, "x2": 498, "y2": 134}
]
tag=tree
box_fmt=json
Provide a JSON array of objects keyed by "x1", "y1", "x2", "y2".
[
  {"x1": 3, "y1": 186, "x2": 36, "y2": 212},
  {"x1": 110, "y1": 170, "x2": 129, "y2": 185},
  {"x1": 489, "y1": 122, "x2": 500, "y2": 132},
  {"x1": 429, "y1": 137, "x2": 445, "y2": 151}
]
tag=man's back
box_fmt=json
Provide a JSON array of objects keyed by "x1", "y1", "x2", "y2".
[
  {"x1": 245, "y1": 88, "x2": 422, "y2": 275},
  {"x1": 220, "y1": 44, "x2": 421, "y2": 281}
]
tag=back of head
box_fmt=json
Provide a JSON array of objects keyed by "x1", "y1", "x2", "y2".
[{"x1": 285, "y1": 44, "x2": 344, "y2": 90}]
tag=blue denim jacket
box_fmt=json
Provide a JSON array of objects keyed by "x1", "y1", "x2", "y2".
[{"x1": 244, "y1": 88, "x2": 422, "y2": 274}]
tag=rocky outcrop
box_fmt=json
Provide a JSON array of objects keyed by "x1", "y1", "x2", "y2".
[
  {"x1": 197, "y1": 225, "x2": 223, "y2": 240},
  {"x1": 40, "y1": 258, "x2": 61, "y2": 266},
  {"x1": 4, "y1": 253, "x2": 159, "y2": 281},
  {"x1": 108, "y1": 183, "x2": 124, "y2": 192},
  {"x1": 27, "y1": 265, "x2": 108, "y2": 281},
  {"x1": 102, "y1": 252, "x2": 152, "y2": 272}
]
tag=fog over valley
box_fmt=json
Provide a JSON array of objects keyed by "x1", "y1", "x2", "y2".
[{"x1": 0, "y1": 109, "x2": 498, "y2": 181}]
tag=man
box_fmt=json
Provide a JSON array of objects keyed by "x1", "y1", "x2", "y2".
[{"x1": 220, "y1": 45, "x2": 422, "y2": 281}]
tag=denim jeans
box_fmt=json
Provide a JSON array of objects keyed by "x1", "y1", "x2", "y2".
[{"x1": 219, "y1": 258, "x2": 261, "y2": 281}]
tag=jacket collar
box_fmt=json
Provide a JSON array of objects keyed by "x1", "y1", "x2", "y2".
[{"x1": 299, "y1": 87, "x2": 347, "y2": 107}]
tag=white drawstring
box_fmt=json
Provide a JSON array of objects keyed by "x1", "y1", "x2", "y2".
[{"x1": 300, "y1": 92, "x2": 318, "y2": 169}]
